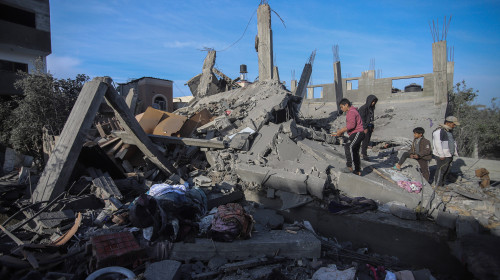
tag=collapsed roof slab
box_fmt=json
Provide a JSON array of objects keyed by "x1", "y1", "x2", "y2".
[{"x1": 169, "y1": 230, "x2": 320, "y2": 261}]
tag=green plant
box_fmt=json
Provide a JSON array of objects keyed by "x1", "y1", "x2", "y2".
[{"x1": 0, "y1": 58, "x2": 89, "y2": 168}]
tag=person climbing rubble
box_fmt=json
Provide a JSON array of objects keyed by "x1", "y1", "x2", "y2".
[
  {"x1": 359, "y1": 94, "x2": 378, "y2": 161},
  {"x1": 335, "y1": 98, "x2": 365, "y2": 176},
  {"x1": 432, "y1": 116, "x2": 460, "y2": 187},
  {"x1": 393, "y1": 127, "x2": 432, "y2": 182}
]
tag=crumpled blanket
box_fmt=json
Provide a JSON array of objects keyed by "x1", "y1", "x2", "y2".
[
  {"x1": 397, "y1": 181, "x2": 422, "y2": 193},
  {"x1": 328, "y1": 196, "x2": 377, "y2": 215},
  {"x1": 129, "y1": 184, "x2": 207, "y2": 242}
]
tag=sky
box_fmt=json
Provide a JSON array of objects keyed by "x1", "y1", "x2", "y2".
[{"x1": 47, "y1": 0, "x2": 500, "y2": 106}]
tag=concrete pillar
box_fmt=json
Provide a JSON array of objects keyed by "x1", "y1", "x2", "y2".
[
  {"x1": 333, "y1": 61, "x2": 343, "y2": 114},
  {"x1": 307, "y1": 87, "x2": 314, "y2": 99},
  {"x1": 447, "y1": 61, "x2": 454, "y2": 94},
  {"x1": 295, "y1": 64, "x2": 312, "y2": 99},
  {"x1": 198, "y1": 50, "x2": 219, "y2": 98},
  {"x1": 433, "y1": 41, "x2": 447, "y2": 105},
  {"x1": 273, "y1": 66, "x2": 280, "y2": 82},
  {"x1": 290, "y1": 80, "x2": 297, "y2": 93},
  {"x1": 257, "y1": 4, "x2": 273, "y2": 81}
]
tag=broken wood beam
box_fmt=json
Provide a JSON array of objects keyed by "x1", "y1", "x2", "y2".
[
  {"x1": 31, "y1": 78, "x2": 109, "y2": 203},
  {"x1": 149, "y1": 134, "x2": 226, "y2": 149},
  {"x1": 100, "y1": 77, "x2": 177, "y2": 175}
]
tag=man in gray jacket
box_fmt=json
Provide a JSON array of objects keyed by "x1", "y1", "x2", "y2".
[{"x1": 432, "y1": 116, "x2": 460, "y2": 187}]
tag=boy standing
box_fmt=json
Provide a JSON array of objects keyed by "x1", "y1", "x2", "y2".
[
  {"x1": 432, "y1": 116, "x2": 460, "y2": 187},
  {"x1": 359, "y1": 95, "x2": 378, "y2": 160},
  {"x1": 336, "y1": 98, "x2": 365, "y2": 175},
  {"x1": 393, "y1": 127, "x2": 432, "y2": 182}
]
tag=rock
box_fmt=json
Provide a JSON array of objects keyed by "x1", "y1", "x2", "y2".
[
  {"x1": 312, "y1": 264, "x2": 356, "y2": 280},
  {"x1": 144, "y1": 260, "x2": 182, "y2": 280},
  {"x1": 252, "y1": 208, "x2": 284, "y2": 229},
  {"x1": 208, "y1": 255, "x2": 228, "y2": 271},
  {"x1": 389, "y1": 204, "x2": 416, "y2": 220}
]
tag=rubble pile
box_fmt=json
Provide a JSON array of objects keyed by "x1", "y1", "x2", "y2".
[{"x1": 1, "y1": 74, "x2": 499, "y2": 280}]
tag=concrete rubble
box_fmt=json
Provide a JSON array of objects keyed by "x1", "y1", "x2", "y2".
[{"x1": 1, "y1": 4, "x2": 500, "y2": 280}]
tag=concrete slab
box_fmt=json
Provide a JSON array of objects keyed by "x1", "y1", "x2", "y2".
[
  {"x1": 249, "y1": 123, "x2": 282, "y2": 158},
  {"x1": 275, "y1": 134, "x2": 302, "y2": 161},
  {"x1": 235, "y1": 163, "x2": 308, "y2": 194},
  {"x1": 169, "y1": 230, "x2": 320, "y2": 261}
]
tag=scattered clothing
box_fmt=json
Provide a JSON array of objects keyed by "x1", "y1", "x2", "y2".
[
  {"x1": 208, "y1": 203, "x2": 254, "y2": 242},
  {"x1": 397, "y1": 181, "x2": 423, "y2": 193}
]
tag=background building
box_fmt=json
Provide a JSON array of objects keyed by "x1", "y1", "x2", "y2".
[
  {"x1": 118, "y1": 77, "x2": 173, "y2": 114},
  {"x1": 0, "y1": 0, "x2": 51, "y2": 95}
]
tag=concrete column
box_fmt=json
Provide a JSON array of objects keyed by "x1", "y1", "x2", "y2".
[
  {"x1": 433, "y1": 41, "x2": 447, "y2": 105},
  {"x1": 257, "y1": 4, "x2": 273, "y2": 81},
  {"x1": 447, "y1": 61, "x2": 454, "y2": 94},
  {"x1": 273, "y1": 66, "x2": 280, "y2": 82},
  {"x1": 333, "y1": 61, "x2": 343, "y2": 114},
  {"x1": 290, "y1": 80, "x2": 297, "y2": 93},
  {"x1": 307, "y1": 87, "x2": 314, "y2": 99},
  {"x1": 295, "y1": 64, "x2": 312, "y2": 98}
]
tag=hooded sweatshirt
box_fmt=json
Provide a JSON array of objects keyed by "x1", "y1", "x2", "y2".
[
  {"x1": 359, "y1": 95, "x2": 378, "y2": 129},
  {"x1": 346, "y1": 106, "x2": 364, "y2": 136}
]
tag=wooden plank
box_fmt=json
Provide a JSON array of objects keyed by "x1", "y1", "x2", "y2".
[
  {"x1": 31, "y1": 79, "x2": 108, "y2": 203},
  {"x1": 169, "y1": 230, "x2": 320, "y2": 261},
  {"x1": 149, "y1": 134, "x2": 226, "y2": 149},
  {"x1": 102, "y1": 78, "x2": 176, "y2": 175}
]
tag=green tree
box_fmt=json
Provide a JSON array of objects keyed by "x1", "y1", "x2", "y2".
[
  {"x1": 448, "y1": 80, "x2": 500, "y2": 158},
  {"x1": 0, "y1": 59, "x2": 89, "y2": 168}
]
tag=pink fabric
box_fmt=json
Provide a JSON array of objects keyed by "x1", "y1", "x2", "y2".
[
  {"x1": 346, "y1": 106, "x2": 364, "y2": 136},
  {"x1": 397, "y1": 181, "x2": 423, "y2": 193}
]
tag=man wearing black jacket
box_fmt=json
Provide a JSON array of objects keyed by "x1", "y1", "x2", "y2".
[{"x1": 359, "y1": 95, "x2": 378, "y2": 160}]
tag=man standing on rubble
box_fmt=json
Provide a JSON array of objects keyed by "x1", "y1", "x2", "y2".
[
  {"x1": 432, "y1": 116, "x2": 460, "y2": 187},
  {"x1": 359, "y1": 94, "x2": 378, "y2": 161},
  {"x1": 335, "y1": 98, "x2": 365, "y2": 176}
]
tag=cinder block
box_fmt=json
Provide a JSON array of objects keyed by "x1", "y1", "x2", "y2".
[{"x1": 91, "y1": 232, "x2": 145, "y2": 268}]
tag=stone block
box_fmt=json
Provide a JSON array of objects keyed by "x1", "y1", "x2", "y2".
[
  {"x1": 144, "y1": 260, "x2": 182, "y2": 280},
  {"x1": 253, "y1": 208, "x2": 284, "y2": 229},
  {"x1": 389, "y1": 204, "x2": 417, "y2": 220},
  {"x1": 436, "y1": 211, "x2": 458, "y2": 229}
]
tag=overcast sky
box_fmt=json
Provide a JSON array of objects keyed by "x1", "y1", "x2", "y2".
[{"x1": 47, "y1": 0, "x2": 500, "y2": 105}]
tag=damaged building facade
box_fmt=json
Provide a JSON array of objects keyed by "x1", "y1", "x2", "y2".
[{"x1": 0, "y1": 2, "x2": 499, "y2": 280}]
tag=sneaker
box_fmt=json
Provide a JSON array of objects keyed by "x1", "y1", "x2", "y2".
[{"x1": 341, "y1": 167, "x2": 353, "y2": 173}]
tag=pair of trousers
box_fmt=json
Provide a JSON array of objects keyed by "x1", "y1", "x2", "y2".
[
  {"x1": 361, "y1": 128, "x2": 372, "y2": 157},
  {"x1": 434, "y1": 157, "x2": 453, "y2": 186},
  {"x1": 344, "y1": 132, "x2": 365, "y2": 173},
  {"x1": 398, "y1": 152, "x2": 430, "y2": 182}
]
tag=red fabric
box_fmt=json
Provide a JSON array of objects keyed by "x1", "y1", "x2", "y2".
[{"x1": 346, "y1": 106, "x2": 364, "y2": 136}]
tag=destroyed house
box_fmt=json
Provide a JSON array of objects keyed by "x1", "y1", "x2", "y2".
[{"x1": 118, "y1": 77, "x2": 174, "y2": 114}]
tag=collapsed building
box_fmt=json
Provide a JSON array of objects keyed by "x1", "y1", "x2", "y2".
[{"x1": 1, "y1": 3, "x2": 500, "y2": 280}]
